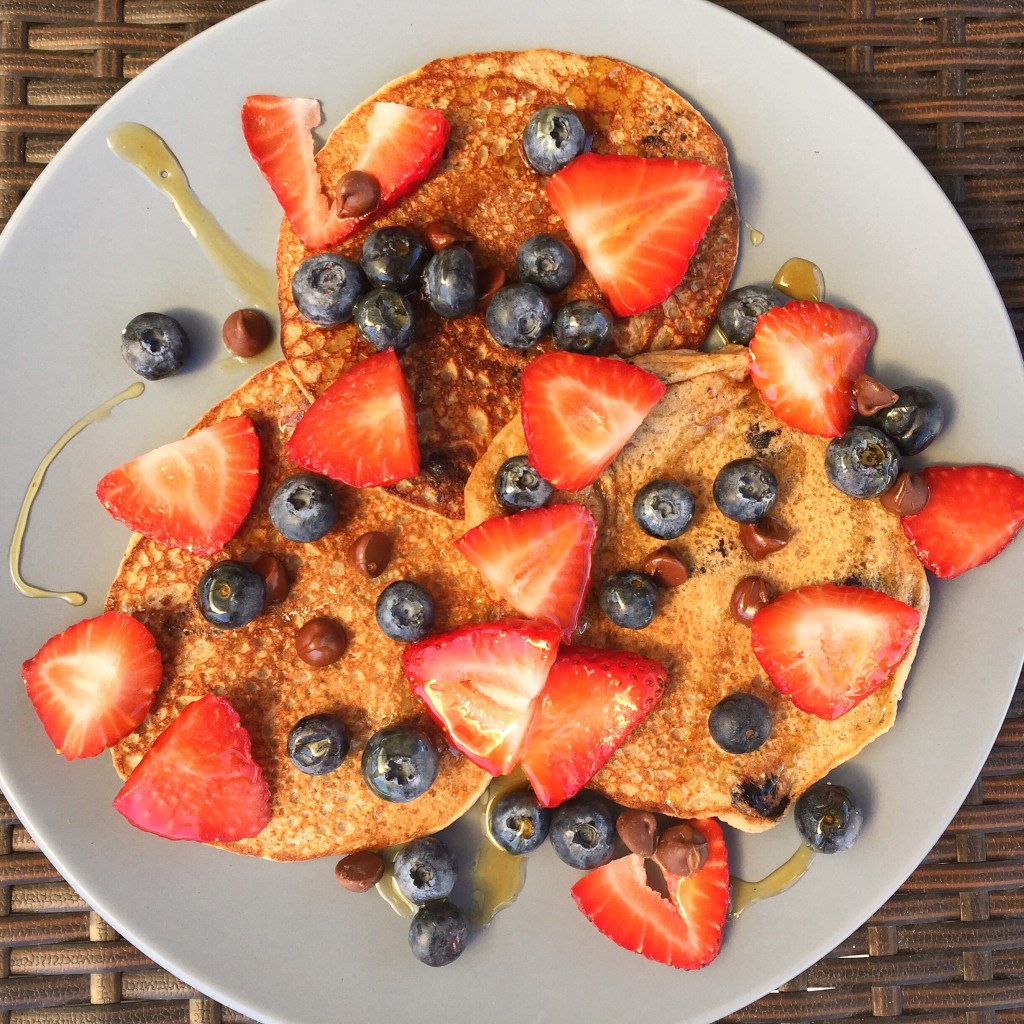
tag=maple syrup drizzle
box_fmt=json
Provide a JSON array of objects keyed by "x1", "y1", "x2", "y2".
[
  {"x1": 9, "y1": 381, "x2": 145, "y2": 605},
  {"x1": 773, "y1": 257, "x2": 825, "y2": 302},
  {"x1": 729, "y1": 843, "x2": 814, "y2": 919},
  {"x1": 744, "y1": 221, "x2": 765, "y2": 247}
]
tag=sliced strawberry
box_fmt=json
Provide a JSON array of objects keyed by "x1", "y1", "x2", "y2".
[
  {"x1": 96, "y1": 416, "x2": 260, "y2": 556},
  {"x1": 750, "y1": 584, "x2": 921, "y2": 720},
  {"x1": 285, "y1": 349, "x2": 419, "y2": 487},
  {"x1": 520, "y1": 351, "x2": 666, "y2": 492},
  {"x1": 520, "y1": 645, "x2": 666, "y2": 807},
  {"x1": 747, "y1": 301, "x2": 876, "y2": 437},
  {"x1": 113, "y1": 694, "x2": 270, "y2": 843},
  {"x1": 455, "y1": 503, "x2": 596, "y2": 640},
  {"x1": 901, "y1": 464, "x2": 1024, "y2": 579},
  {"x1": 22, "y1": 612, "x2": 162, "y2": 761},
  {"x1": 402, "y1": 618, "x2": 560, "y2": 775},
  {"x1": 546, "y1": 152, "x2": 728, "y2": 317}
]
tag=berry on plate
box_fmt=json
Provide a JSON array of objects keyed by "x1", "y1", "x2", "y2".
[{"x1": 96, "y1": 416, "x2": 260, "y2": 556}]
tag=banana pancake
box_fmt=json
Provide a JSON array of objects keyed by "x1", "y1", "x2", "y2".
[
  {"x1": 464, "y1": 347, "x2": 929, "y2": 832},
  {"x1": 277, "y1": 49, "x2": 739, "y2": 520}
]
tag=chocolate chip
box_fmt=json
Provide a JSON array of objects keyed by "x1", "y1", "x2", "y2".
[
  {"x1": 739, "y1": 516, "x2": 790, "y2": 561},
  {"x1": 730, "y1": 575, "x2": 775, "y2": 626},
  {"x1": 853, "y1": 374, "x2": 899, "y2": 417},
  {"x1": 252, "y1": 553, "x2": 290, "y2": 606},
  {"x1": 879, "y1": 470, "x2": 930, "y2": 516},
  {"x1": 222, "y1": 309, "x2": 271, "y2": 358},
  {"x1": 334, "y1": 851, "x2": 385, "y2": 893},
  {"x1": 615, "y1": 809, "x2": 657, "y2": 857},
  {"x1": 424, "y1": 219, "x2": 475, "y2": 251},
  {"x1": 295, "y1": 616, "x2": 347, "y2": 667},
  {"x1": 348, "y1": 531, "x2": 392, "y2": 578},
  {"x1": 641, "y1": 546, "x2": 690, "y2": 587},
  {"x1": 655, "y1": 823, "x2": 708, "y2": 877},
  {"x1": 335, "y1": 170, "x2": 380, "y2": 218},
  {"x1": 475, "y1": 265, "x2": 506, "y2": 308}
]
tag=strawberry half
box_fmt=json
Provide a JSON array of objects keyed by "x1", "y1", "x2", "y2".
[
  {"x1": 96, "y1": 416, "x2": 260, "y2": 556},
  {"x1": 750, "y1": 583, "x2": 921, "y2": 720},
  {"x1": 901, "y1": 464, "x2": 1024, "y2": 579},
  {"x1": 22, "y1": 612, "x2": 162, "y2": 761},
  {"x1": 546, "y1": 152, "x2": 728, "y2": 316},
  {"x1": 748, "y1": 301, "x2": 876, "y2": 437},
  {"x1": 520, "y1": 645, "x2": 666, "y2": 807},
  {"x1": 286, "y1": 349, "x2": 419, "y2": 487},
  {"x1": 520, "y1": 351, "x2": 666, "y2": 491},
  {"x1": 113, "y1": 694, "x2": 271, "y2": 843},
  {"x1": 455, "y1": 503, "x2": 596, "y2": 640},
  {"x1": 402, "y1": 618, "x2": 561, "y2": 775}
]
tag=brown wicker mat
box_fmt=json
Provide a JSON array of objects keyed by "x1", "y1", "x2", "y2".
[{"x1": 2, "y1": 2, "x2": 1023, "y2": 1022}]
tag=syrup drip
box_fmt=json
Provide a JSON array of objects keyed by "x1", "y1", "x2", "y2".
[
  {"x1": 773, "y1": 257, "x2": 825, "y2": 303},
  {"x1": 744, "y1": 221, "x2": 765, "y2": 247},
  {"x1": 729, "y1": 843, "x2": 814, "y2": 919}
]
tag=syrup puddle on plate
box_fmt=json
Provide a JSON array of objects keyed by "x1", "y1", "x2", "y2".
[{"x1": 729, "y1": 843, "x2": 814, "y2": 919}]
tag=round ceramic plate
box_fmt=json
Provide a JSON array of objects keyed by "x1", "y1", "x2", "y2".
[{"x1": 1, "y1": 1, "x2": 1022, "y2": 1022}]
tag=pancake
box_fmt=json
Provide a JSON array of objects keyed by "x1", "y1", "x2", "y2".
[
  {"x1": 277, "y1": 49, "x2": 739, "y2": 520},
  {"x1": 463, "y1": 347, "x2": 929, "y2": 832}
]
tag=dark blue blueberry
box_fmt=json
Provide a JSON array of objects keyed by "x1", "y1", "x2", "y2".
[
  {"x1": 408, "y1": 900, "x2": 468, "y2": 966},
  {"x1": 423, "y1": 246, "x2": 477, "y2": 318},
  {"x1": 515, "y1": 234, "x2": 577, "y2": 294},
  {"x1": 716, "y1": 285, "x2": 781, "y2": 346},
  {"x1": 708, "y1": 693, "x2": 772, "y2": 754},
  {"x1": 196, "y1": 560, "x2": 265, "y2": 629},
  {"x1": 825, "y1": 426, "x2": 901, "y2": 499},
  {"x1": 360, "y1": 226, "x2": 430, "y2": 292},
  {"x1": 599, "y1": 570, "x2": 658, "y2": 630},
  {"x1": 493, "y1": 455, "x2": 553, "y2": 511},
  {"x1": 712, "y1": 458, "x2": 779, "y2": 523},
  {"x1": 632, "y1": 479, "x2": 695, "y2": 539},
  {"x1": 552, "y1": 299, "x2": 613, "y2": 355},
  {"x1": 865, "y1": 385, "x2": 944, "y2": 455},
  {"x1": 375, "y1": 581, "x2": 435, "y2": 642},
  {"x1": 269, "y1": 473, "x2": 339, "y2": 542},
  {"x1": 362, "y1": 723, "x2": 440, "y2": 802},
  {"x1": 549, "y1": 794, "x2": 616, "y2": 870},
  {"x1": 795, "y1": 781, "x2": 863, "y2": 854},
  {"x1": 291, "y1": 253, "x2": 366, "y2": 326},
  {"x1": 522, "y1": 105, "x2": 586, "y2": 175},
  {"x1": 393, "y1": 836, "x2": 457, "y2": 904},
  {"x1": 485, "y1": 283, "x2": 553, "y2": 350},
  {"x1": 488, "y1": 789, "x2": 551, "y2": 855},
  {"x1": 353, "y1": 287, "x2": 415, "y2": 352},
  {"x1": 287, "y1": 713, "x2": 349, "y2": 775},
  {"x1": 121, "y1": 312, "x2": 189, "y2": 380}
]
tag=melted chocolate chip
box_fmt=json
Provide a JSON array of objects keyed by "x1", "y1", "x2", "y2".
[
  {"x1": 879, "y1": 471, "x2": 930, "y2": 516},
  {"x1": 615, "y1": 809, "x2": 657, "y2": 857},
  {"x1": 853, "y1": 374, "x2": 899, "y2": 417},
  {"x1": 641, "y1": 547, "x2": 690, "y2": 587},
  {"x1": 349, "y1": 531, "x2": 392, "y2": 578},
  {"x1": 739, "y1": 516, "x2": 790, "y2": 561},
  {"x1": 295, "y1": 616, "x2": 347, "y2": 667},
  {"x1": 222, "y1": 309, "x2": 271, "y2": 358},
  {"x1": 656, "y1": 823, "x2": 708, "y2": 877},
  {"x1": 335, "y1": 170, "x2": 380, "y2": 218},
  {"x1": 424, "y1": 220, "x2": 475, "y2": 251},
  {"x1": 334, "y1": 851, "x2": 385, "y2": 893},
  {"x1": 252, "y1": 553, "x2": 289, "y2": 606},
  {"x1": 730, "y1": 575, "x2": 775, "y2": 626}
]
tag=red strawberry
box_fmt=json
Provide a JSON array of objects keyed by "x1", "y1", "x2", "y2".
[
  {"x1": 96, "y1": 416, "x2": 260, "y2": 556},
  {"x1": 242, "y1": 96, "x2": 448, "y2": 250},
  {"x1": 545, "y1": 152, "x2": 728, "y2": 316},
  {"x1": 748, "y1": 301, "x2": 876, "y2": 437},
  {"x1": 750, "y1": 584, "x2": 921, "y2": 720},
  {"x1": 901, "y1": 464, "x2": 1024, "y2": 578},
  {"x1": 520, "y1": 645, "x2": 666, "y2": 807},
  {"x1": 285, "y1": 350, "x2": 419, "y2": 487},
  {"x1": 22, "y1": 612, "x2": 162, "y2": 761},
  {"x1": 455, "y1": 503, "x2": 596, "y2": 640},
  {"x1": 113, "y1": 694, "x2": 270, "y2": 843},
  {"x1": 402, "y1": 618, "x2": 561, "y2": 775},
  {"x1": 520, "y1": 351, "x2": 666, "y2": 491}
]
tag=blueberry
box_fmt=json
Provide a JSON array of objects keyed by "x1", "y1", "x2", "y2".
[
  {"x1": 493, "y1": 455, "x2": 553, "y2": 511},
  {"x1": 632, "y1": 479, "x2": 695, "y2": 539},
  {"x1": 423, "y1": 246, "x2": 477, "y2": 319},
  {"x1": 522, "y1": 105, "x2": 586, "y2": 175},
  {"x1": 708, "y1": 693, "x2": 772, "y2": 754},
  {"x1": 361, "y1": 723, "x2": 440, "y2": 802},
  {"x1": 408, "y1": 900, "x2": 468, "y2": 966},
  {"x1": 196, "y1": 560, "x2": 265, "y2": 629},
  {"x1": 716, "y1": 285, "x2": 781, "y2": 345},
  {"x1": 375, "y1": 581, "x2": 435, "y2": 642},
  {"x1": 825, "y1": 426, "x2": 901, "y2": 499},
  {"x1": 121, "y1": 312, "x2": 190, "y2": 380},
  {"x1": 515, "y1": 234, "x2": 577, "y2": 294},
  {"x1": 360, "y1": 226, "x2": 429, "y2": 292},
  {"x1": 287, "y1": 713, "x2": 349, "y2": 775},
  {"x1": 269, "y1": 473, "x2": 339, "y2": 542},
  {"x1": 795, "y1": 781, "x2": 863, "y2": 854},
  {"x1": 552, "y1": 299, "x2": 613, "y2": 355},
  {"x1": 291, "y1": 253, "x2": 365, "y2": 326},
  {"x1": 599, "y1": 570, "x2": 658, "y2": 630},
  {"x1": 865, "y1": 385, "x2": 944, "y2": 455},
  {"x1": 353, "y1": 288, "x2": 415, "y2": 352},
  {"x1": 713, "y1": 458, "x2": 779, "y2": 523},
  {"x1": 549, "y1": 794, "x2": 616, "y2": 870},
  {"x1": 485, "y1": 283, "x2": 553, "y2": 350},
  {"x1": 488, "y1": 789, "x2": 551, "y2": 855},
  {"x1": 393, "y1": 836, "x2": 457, "y2": 904}
]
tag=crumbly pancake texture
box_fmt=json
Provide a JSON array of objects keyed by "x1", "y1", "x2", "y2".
[
  {"x1": 108, "y1": 361, "x2": 502, "y2": 861},
  {"x1": 464, "y1": 348, "x2": 929, "y2": 832},
  {"x1": 277, "y1": 49, "x2": 739, "y2": 520}
]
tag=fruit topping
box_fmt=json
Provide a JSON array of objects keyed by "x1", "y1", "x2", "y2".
[
  {"x1": 269, "y1": 473, "x2": 339, "y2": 542},
  {"x1": 375, "y1": 580, "x2": 436, "y2": 643},
  {"x1": 865, "y1": 384, "x2": 945, "y2": 455},
  {"x1": 393, "y1": 835, "x2": 458, "y2": 903},
  {"x1": 549, "y1": 794, "x2": 617, "y2": 870},
  {"x1": 485, "y1": 283, "x2": 553, "y2": 350},
  {"x1": 291, "y1": 252, "x2": 366, "y2": 327},
  {"x1": 294, "y1": 616, "x2": 347, "y2": 667},
  {"x1": 795, "y1": 780, "x2": 863, "y2": 853},
  {"x1": 599, "y1": 570, "x2": 658, "y2": 630},
  {"x1": 900, "y1": 464, "x2": 1024, "y2": 578},
  {"x1": 360, "y1": 226, "x2": 430, "y2": 291},
  {"x1": 707, "y1": 693, "x2": 772, "y2": 754},
  {"x1": 520, "y1": 350, "x2": 666, "y2": 492},
  {"x1": 113, "y1": 694, "x2": 270, "y2": 842},
  {"x1": 716, "y1": 285, "x2": 781, "y2": 346},
  {"x1": 654, "y1": 823, "x2": 708, "y2": 878},
  {"x1": 96, "y1": 416, "x2": 259, "y2": 556},
  {"x1": 287, "y1": 713, "x2": 350, "y2": 774},
  {"x1": 729, "y1": 575, "x2": 775, "y2": 625},
  {"x1": 349, "y1": 530, "x2": 393, "y2": 578},
  {"x1": 615, "y1": 809, "x2": 658, "y2": 858},
  {"x1": 423, "y1": 245, "x2": 477, "y2": 318},
  {"x1": 712, "y1": 457, "x2": 778, "y2": 524},
  {"x1": 408, "y1": 900, "x2": 468, "y2": 967},
  {"x1": 221, "y1": 308, "x2": 271, "y2": 358},
  {"x1": 121, "y1": 312, "x2": 189, "y2": 380},
  {"x1": 750, "y1": 583, "x2": 921, "y2": 720},
  {"x1": 493, "y1": 454, "x2": 554, "y2": 511},
  {"x1": 361, "y1": 723, "x2": 440, "y2": 802},
  {"x1": 335, "y1": 169, "x2": 380, "y2": 218},
  {"x1": 335, "y1": 851, "x2": 385, "y2": 893},
  {"x1": 546, "y1": 153, "x2": 729, "y2": 317},
  {"x1": 522, "y1": 105, "x2": 586, "y2": 175},
  {"x1": 552, "y1": 298, "x2": 613, "y2": 355},
  {"x1": 488, "y1": 789, "x2": 551, "y2": 855},
  {"x1": 196, "y1": 560, "x2": 266, "y2": 630},
  {"x1": 824, "y1": 425, "x2": 901, "y2": 499},
  {"x1": 738, "y1": 515, "x2": 790, "y2": 560},
  {"x1": 641, "y1": 546, "x2": 690, "y2": 587},
  {"x1": 515, "y1": 233, "x2": 577, "y2": 294},
  {"x1": 22, "y1": 611, "x2": 162, "y2": 761},
  {"x1": 879, "y1": 471, "x2": 930, "y2": 517},
  {"x1": 632, "y1": 478, "x2": 695, "y2": 539},
  {"x1": 353, "y1": 287, "x2": 416, "y2": 352}
]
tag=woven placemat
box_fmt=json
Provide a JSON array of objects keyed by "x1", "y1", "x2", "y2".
[{"x1": 2, "y1": 2, "x2": 1022, "y2": 1022}]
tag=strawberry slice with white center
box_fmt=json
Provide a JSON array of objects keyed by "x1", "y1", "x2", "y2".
[
  {"x1": 520, "y1": 351, "x2": 666, "y2": 492},
  {"x1": 455, "y1": 503, "x2": 596, "y2": 640},
  {"x1": 402, "y1": 618, "x2": 561, "y2": 775},
  {"x1": 748, "y1": 301, "x2": 876, "y2": 437},
  {"x1": 520, "y1": 645, "x2": 666, "y2": 807},
  {"x1": 22, "y1": 612, "x2": 162, "y2": 761},
  {"x1": 546, "y1": 152, "x2": 728, "y2": 316},
  {"x1": 285, "y1": 349, "x2": 419, "y2": 487},
  {"x1": 113, "y1": 694, "x2": 271, "y2": 843},
  {"x1": 96, "y1": 416, "x2": 260, "y2": 556},
  {"x1": 750, "y1": 583, "x2": 921, "y2": 720}
]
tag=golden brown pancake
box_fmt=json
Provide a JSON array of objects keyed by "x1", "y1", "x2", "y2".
[{"x1": 277, "y1": 49, "x2": 739, "y2": 520}]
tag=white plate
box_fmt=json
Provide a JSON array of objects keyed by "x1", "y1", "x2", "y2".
[{"x1": 2, "y1": 1, "x2": 1022, "y2": 1022}]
